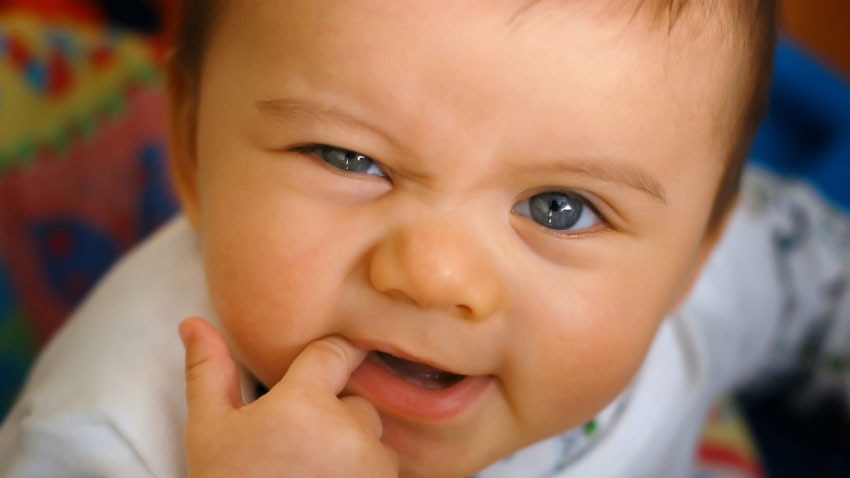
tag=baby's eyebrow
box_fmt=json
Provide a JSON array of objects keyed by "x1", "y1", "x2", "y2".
[
  {"x1": 537, "y1": 158, "x2": 670, "y2": 204},
  {"x1": 255, "y1": 97, "x2": 390, "y2": 142}
]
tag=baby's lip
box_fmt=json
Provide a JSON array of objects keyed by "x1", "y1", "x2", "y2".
[{"x1": 345, "y1": 343, "x2": 493, "y2": 421}]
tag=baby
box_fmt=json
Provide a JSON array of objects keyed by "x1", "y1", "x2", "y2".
[{"x1": 8, "y1": 1, "x2": 849, "y2": 477}]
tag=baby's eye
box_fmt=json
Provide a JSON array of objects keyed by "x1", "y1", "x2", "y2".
[
  {"x1": 307, "y1": 144, "x2": 387, "y2": 178},
  {"x1": 513, "y1": 191, "x2": 601, "y2": 231}
]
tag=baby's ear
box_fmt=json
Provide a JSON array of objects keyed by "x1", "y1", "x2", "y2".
[{"x1": 166, "y1": 54, "x2": 202, "y2": 229}]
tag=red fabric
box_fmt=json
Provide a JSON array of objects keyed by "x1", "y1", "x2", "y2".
[
  {"x1": 0, "y1": 0, "x2": 103, "y2": 23},
  {"x1": 698, "y1": 444, "x2": 766, "y2": 478}
]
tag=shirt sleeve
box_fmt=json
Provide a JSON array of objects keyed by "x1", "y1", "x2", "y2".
[{"x1": 1, "y1": 411, "x2": 154, "y2": 478}]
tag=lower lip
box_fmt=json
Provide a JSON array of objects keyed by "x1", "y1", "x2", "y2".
[{"x1": 347, "y1": 354, "x2": 492, "y2": 422}]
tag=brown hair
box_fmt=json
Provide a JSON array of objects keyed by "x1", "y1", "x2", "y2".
[
  {"x1": 169, "y1": 0, "x2": 778, "y2": 230},
  {"x1": 170, "y1": 0, "x2": 225, "y2": 96}
]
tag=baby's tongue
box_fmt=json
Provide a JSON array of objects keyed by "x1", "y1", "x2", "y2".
[{"x1": 373, "y1": 351, "x2": 465, "y2": 390}]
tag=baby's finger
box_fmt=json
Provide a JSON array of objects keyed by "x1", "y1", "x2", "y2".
[
  {"x1": 279, "y1": 336, "x2": 367, "y2": 396},
  {"x1": 340, "y1": 395, "x2": 383, "y2": 438},
  {"x1": 179, "y1": 317, "x2": 243, "y2": 419}
]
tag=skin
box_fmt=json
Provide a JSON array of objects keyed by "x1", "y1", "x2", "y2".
[{"x1": 170, "y1": 1, "x2": 750, "y2": 476}]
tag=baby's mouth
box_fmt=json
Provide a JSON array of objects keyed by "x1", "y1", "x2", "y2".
[
  {"x1": 370, "y1": 351, "x2": 466, "y2": 390},
  {"x1": 349, "y1": 349, "x2": 492, "y2": 421}
]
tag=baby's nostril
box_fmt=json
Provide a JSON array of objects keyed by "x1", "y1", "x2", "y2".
[{"x1": 454, "y1": 304, "x2": 473, "y2": 317}]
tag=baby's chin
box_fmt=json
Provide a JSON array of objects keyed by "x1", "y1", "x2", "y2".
[
  {"x1": 394, "y1": 438, "x2": 530, "y2": 478},
  {"x1": 380, "y1": 407, "x2": 534, "y2": 478}
]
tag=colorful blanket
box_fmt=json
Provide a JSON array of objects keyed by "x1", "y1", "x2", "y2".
[{"x1": 0, "y1": 9, "x2": 177, "y2": 414}]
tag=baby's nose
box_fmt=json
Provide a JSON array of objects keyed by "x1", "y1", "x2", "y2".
[{"x1": 368, "y1": 219, "x2": 503, "y2": 320}]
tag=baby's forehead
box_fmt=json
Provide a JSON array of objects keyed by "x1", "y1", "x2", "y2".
[
  {"x1": 466, "y1": 0, "x2": 759, "y2": 69},
  {"x1": 508, "y1": 0, "x2": 739, "y2": 27},
  {"x1": 209, "y1": 0, "x2": 757, "y2": 60},
  {"x1": 218, "y1": 0, "x2": 746, "y2": 30},
  {"x1": 209, "y1": 1, "x2": 762, "y2": 119}
]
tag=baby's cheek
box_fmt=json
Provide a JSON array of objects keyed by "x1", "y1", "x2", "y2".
[
  {"x1": 215, "y1": 308, "x2": 303, "y2": 388},
  {"x1": 200, "y1": 245, "x2": 277, "y2": 378},
  {"x1": 523, "y1": 315, "x2": 656, "y2": 436}
]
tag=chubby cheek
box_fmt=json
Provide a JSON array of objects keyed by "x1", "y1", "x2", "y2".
[
  {"x1": 198, "y1": 191, "x2": 347, "y2": 385},
  {"x1": 506, "y1": 252, "x2": 689, "y2": 439},
  {"x1": 513, "y1": 311, "x2": 654, "y2": 440}
]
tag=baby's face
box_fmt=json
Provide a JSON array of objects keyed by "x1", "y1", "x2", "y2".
[{"x1": 176, "y1": 1, "x2": 746, "y2": 476}]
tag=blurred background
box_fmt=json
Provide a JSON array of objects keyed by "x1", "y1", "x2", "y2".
[
  {"x1": 0, "y1": 1, "x2": 847, "y2": 477},
  {"x1": 0, "y1": 0, "x2": 178, "y2": 418}
]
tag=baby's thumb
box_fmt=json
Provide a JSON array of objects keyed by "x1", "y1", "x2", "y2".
[{"x1": 179, "y1": 317, "x2": 243, "y2": 419}]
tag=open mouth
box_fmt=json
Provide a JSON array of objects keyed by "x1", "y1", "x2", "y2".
[
  {"x1": 348, "y1": 349, "x2": 492, "y2": 421},
  {"x1": 371, "y1": 351, "x2": 466, "y2": 390}
]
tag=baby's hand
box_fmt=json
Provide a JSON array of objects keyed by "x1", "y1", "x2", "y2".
[{"x1": 178, "y1": 317, "x2": 398, "y2": 477}]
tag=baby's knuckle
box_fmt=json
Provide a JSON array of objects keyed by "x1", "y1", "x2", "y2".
[
  {"x1": 311, "y1": 338, "x2": 351, "y2": 368},
  {"x1": 184, "y1": 354, "x2": 217, "y2": 382}
]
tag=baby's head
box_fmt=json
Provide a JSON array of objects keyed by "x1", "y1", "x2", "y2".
[{"x1": 167, "y1": 1, "x2": 777, "y2": 476}]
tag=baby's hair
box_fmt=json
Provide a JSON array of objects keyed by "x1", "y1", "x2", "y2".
[
  {"x1": 646, "y1": 0, "x2": 779, "y2": 229},
  {"x1": 170, "y1": 0, "x2": 224, "y2": 97},
  {"x1": 170, "y1": 0, "x2": 778, "y2": 230}
]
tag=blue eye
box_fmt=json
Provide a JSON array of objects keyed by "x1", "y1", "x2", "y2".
[
  {"x1": 308, "y1": 145, "x2": 387, "y2": 178},
  {"x1": 513, "y1": 191, "x2": 601, "y2": 231}
]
